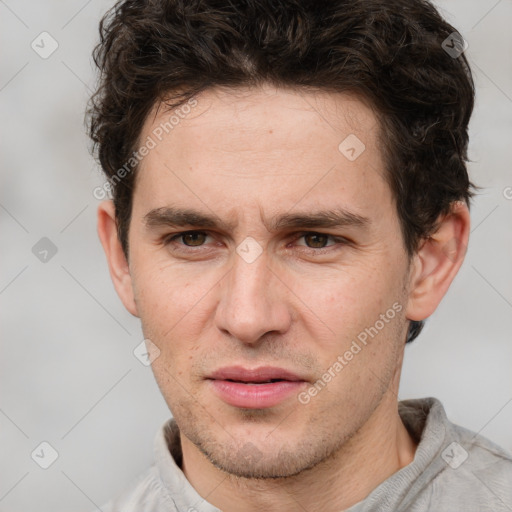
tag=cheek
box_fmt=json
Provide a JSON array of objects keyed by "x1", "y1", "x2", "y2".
[
  {"x1": 131, "y1": 259, "x2": 215, "y2": 347},
  {"x1": 292, "y1": 266, "x2": 405, "y2": 381},
  {"x1": 293, "y1": 266, "x2": 392, "y2": 333}
]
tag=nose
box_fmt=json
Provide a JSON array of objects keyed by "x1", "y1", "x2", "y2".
[{"x1": 214, "y1": 248, "x2": 292, "y2": 345}]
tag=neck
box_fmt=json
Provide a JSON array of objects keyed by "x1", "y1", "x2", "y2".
[{"x1": 180, "y1": 388, "x2": 417, "y2": 512}]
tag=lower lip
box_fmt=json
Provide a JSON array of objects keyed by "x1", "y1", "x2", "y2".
[{"x1": 209, "y1": 379, "x2": 306, "y2": 408}]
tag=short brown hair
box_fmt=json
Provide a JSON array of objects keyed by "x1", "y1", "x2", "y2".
[{"x1": 88, "y1": 0, "x2": 478, "y2": 343}]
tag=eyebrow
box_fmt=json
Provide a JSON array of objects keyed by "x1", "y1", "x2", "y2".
[{"x1": 144, "y1": 206, "x2": 370, "y2": 233}]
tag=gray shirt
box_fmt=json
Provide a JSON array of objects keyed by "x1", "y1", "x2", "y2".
[{"x1": 101, "y1": 397, "x2": 512, "y2": 511}]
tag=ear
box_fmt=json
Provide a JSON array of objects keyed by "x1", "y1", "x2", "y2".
[
  {"x1": 405, "y1": 200, "x2": 470, "y2": 322},
  {"x1": 97, "y1": 200, "x2": 139, "y2": 317}
]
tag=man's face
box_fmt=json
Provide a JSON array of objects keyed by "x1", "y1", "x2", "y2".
[{"x1": 127, "y1": 85, "x2": 412, "y2": 478}]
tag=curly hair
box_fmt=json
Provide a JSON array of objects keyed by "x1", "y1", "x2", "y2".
[{"x1": 88, "y1": 0, "x2": 478, "y2": 343}]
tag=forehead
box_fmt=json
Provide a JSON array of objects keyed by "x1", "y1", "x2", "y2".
[
  {"x1": 140, "y1": 85, "x2": 381, "y2": 164},
  {"x1": 132, "y1": 85, "x2": 396, "y2": 233}
]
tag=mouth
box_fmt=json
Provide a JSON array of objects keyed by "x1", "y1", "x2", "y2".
[
  {"x1": 223, "y1": 379, "x2": 287, "y2": 384},
  {"x1": 207, "y1": 365, "x2": 305, "y2": 383},
  {"x1": 206, "y1": 366, "x2": 308, "y2": 408}
]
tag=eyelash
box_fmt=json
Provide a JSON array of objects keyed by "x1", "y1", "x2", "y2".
[{"x1": 163, "y1": 230, "x2": 348, "y2": 254}]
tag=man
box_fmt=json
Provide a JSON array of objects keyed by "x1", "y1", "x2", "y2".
[{"x1": 89, "y1": 0, "x2": 512, "y2": 510}]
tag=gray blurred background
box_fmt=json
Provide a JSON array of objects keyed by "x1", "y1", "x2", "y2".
[{"x1": 1, "y1": 0, "x2": 511, "y2": 510}]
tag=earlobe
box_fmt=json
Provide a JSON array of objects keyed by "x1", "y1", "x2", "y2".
[
  {"x1": 405, "y1": 201, "x2": 470, "y2": 322},
  {"x1": 97, "y1": 200, "x2": 139, "y2": 317}
]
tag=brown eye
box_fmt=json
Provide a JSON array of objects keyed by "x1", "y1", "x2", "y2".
[
  {"x1": 181, "y1": 232, "x2": 208, "y2": 246},
  {"x1": 303, "y1": 233, "x2": 330, "y2": 248}
]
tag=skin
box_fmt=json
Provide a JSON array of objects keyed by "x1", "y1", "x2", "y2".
[{"x1": 98, "y1": 84, "x2": 470, "y2": 511}]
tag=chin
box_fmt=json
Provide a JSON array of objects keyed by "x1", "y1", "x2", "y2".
[{"x1": 199, "y1": 438, "x2": 333, "y2": 480}]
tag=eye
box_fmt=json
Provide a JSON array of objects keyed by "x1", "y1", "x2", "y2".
[
  {"x1": 165, "y1": 231, "x2": 211, "y2": 247},
  {"x1": 294, "y1": 232, "x2": 345, "y2": 250},
  {"x1": 162, "y1": 230, "x2": 348, "y2": 254},
  {"x1": 299, "y1": 233, "x2": 333, "y2": 249}
]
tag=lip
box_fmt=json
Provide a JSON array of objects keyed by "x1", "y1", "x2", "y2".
[
  {"x1": 206, "y1": 366, "x2": 308, "y2": 409},
  {"x1": 208, "y1": 366, "x2": 305, "y2": 382}
]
